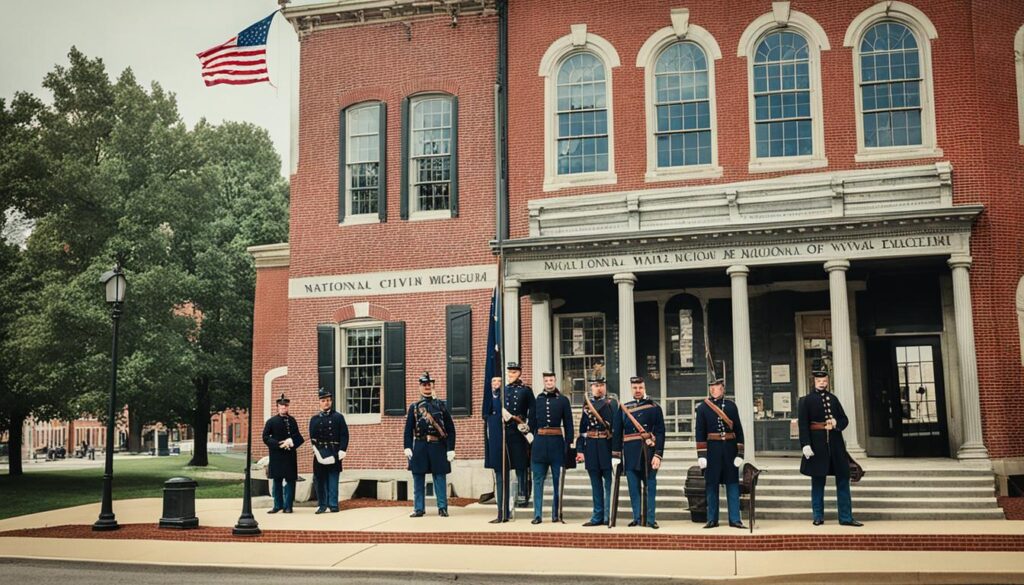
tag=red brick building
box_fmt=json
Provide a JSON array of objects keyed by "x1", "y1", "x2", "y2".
[{"x1": 254, "y1": 0, "x2": 1024, "y2": 499}]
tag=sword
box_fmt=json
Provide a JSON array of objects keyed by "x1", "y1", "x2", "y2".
[{"x1": 608, "y1": 458, "x2": 623, "y2": 528}]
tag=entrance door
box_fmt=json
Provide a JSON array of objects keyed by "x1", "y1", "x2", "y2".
[{"x1": 867, "y1": 336, "x2": 949, "y2": 457}]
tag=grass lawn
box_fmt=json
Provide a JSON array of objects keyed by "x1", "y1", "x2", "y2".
[{"x1": 0, "y1": 453, "x2": 247, "y2": 520}]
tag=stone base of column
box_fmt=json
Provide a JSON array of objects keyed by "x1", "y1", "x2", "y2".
[
  {"x1": 957, "y1": 442, "x2": 991, "y2": 467},
  {"x1": 846, "y1": 445, "x2": 866, "y2": 458}
]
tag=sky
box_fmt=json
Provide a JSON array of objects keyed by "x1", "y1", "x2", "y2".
[{"x1": 0, "y1": 0, "x2": 307, "y2": 177}]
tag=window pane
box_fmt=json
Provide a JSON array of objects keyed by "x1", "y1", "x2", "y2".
[
  {"x1": 346, "y1": 104, "x2": 380, "y2": 215},
  {"x1": 752, "y1": 31, "x2": 812, "y2": 158},
  {"x1": 557, "y1": 52, "x2": 609, "y2": 175},
  {"x1": 859, "y1": 22, "x2": 923, "y2": 148},
  {"x1": 342, "y1": 326, "x2": 383, "y2": 415},
  {"x1": 411, "y1": 97, "x2": 453, "y2": 210},
  {"x1": 653, "y1": 42, "x2": 712, "y2": 168}
]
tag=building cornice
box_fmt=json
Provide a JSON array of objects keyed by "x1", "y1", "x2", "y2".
[
  {"x1": 248, "y1": 242, "x2": 290, "y2": 269},
  {"x1": 281, "y1": 0, "x2": 497, "y2": 38}
]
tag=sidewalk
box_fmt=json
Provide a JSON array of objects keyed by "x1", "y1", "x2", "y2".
[{"x1": 0, "y1": 498, "x2": 1022, "y2": 582}]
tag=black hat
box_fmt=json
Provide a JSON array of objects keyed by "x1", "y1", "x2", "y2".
[
  {"x1": 589, "y1": 376, "x2": 606, "y2": 384},
  {"x1": 506, "y1": 362, "x2": 522, "y2": 371},
  {"x1": 317, "y1": 388, "x2": 332, "y2": 400},
  {"x1": 629, "y1": 375, "x2": 645, "y2": 384},
  {"x1": 542, "y1": 371, "x2": 556, "y2": 377},
  {"x1": 418, "y1": 371, "x2": 435, "y2": 384},
  {"x1": 276, "y1": 393, "x2": 290, "y2": 405},
  {"x1": 811, "y1": 369, "x2": 830, "y2": 378},
  {"x1": 708, "y1": 377, "x2": 725, "y2": 387}
]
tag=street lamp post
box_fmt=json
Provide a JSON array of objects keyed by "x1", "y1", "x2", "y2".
[
  {"x1": 93, "y1": 261, "x2": 126, "y2": 531},
  {"x1": 232, "y1": 383, "x2": 260, "y2": 536}
]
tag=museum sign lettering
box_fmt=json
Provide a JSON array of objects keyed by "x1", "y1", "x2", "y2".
[{"x1": 290, "y1": 264, "x2": 498, "y2": 299}]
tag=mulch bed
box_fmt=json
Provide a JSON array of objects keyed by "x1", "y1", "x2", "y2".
[{"x1": 4, "y1": 523, "x2": 1024, "y2": 552}]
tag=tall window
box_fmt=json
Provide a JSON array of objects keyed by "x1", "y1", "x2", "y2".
[
  {"x1": 655, "y1": 42, "x2": 711, "y2": 167},
  {"x1": 341, "y1": 325, "x2": 383, "y2": 415},
  {"x1": 556, "y1": 53, "x2": 609, "y2": 175},
  {"x1": 753, "y1": 31, "x2": 812, "y2": 158},
  {"x1": 859, "y1": 22, "x2": 922, "y2": 148},
  {"x1": 410, "y1": 96, "x2": 452, "y2": 212},
  {"x1": 346, "y1": 104, "x2": 380, "y2": 216},
  {"x1": 557, "y1": 313, "x2": 606, "y2": 407}
]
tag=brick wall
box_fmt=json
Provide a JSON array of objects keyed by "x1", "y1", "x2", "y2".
[{"x1": 251, "y1": 264, "x2": 290, "y2": 463}]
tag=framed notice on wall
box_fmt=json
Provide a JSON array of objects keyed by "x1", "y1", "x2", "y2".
[
  {"x1": 679, "y1": 309, "x2": 694, "y2": 368},
  {"x1": 770, "y1": 364, "x2": 790, "y2": 384}
]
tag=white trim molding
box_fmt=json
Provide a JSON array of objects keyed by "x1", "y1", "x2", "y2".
[
  {"x1": 539, "y1": 24, "x2": 621, "y2": 192},
  {"x1": 845, "y1": 1, "x2": 943, "y2": 162},
  {"x1": 738, "y1": 3, "x2": 830, "y2": 173},
  {"x1": 1015, "y1": 25, "x2": 1024, "y2": 146},
  {"x1": 248, "y1": 243, "x2": 290, "y2": 269},
  {"x1": 263, "y1": 366, "x2": 288, "y2": 422},
  {"x1": 637, "y1": 11, "x2": 724, "y2": 183}
]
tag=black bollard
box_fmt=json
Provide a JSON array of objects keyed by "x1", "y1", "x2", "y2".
[{"x1": 158, "y1": 476, "x2": 199, "y2": 529}]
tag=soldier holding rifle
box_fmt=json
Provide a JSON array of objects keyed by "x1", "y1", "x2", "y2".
[
  {"x1": 576, "y1": 375, "x2": 620, "y2": 526},
  {"x1": 615, "y1": 376, "x2": 666, "y2": 529}
]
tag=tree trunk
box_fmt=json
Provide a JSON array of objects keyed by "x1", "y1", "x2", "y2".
[
  {"x1": 187, "y1": 378, "x2": 210, "y2": 467},
  {"x1": 127, "y1": 400, "x2": 144, "y2": 453},
  {"x1": 7, "y1": 411, "x2": 26, "y2": 475}
]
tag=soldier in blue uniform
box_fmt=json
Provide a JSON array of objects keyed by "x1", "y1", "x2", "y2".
[
  {"x1": 528, "y1": 371, "x2": 573, "y2": 523},
  {"x1": 798, "y1": 368, "x2": 863, "y2": 527},
  {"x1": 575, "y1": 376, "x2": 620, "y2": 526},
  {"x1": 404, "y1": 372, "x2": 456, "y2": 517},
  {"x1": 616, "y1": 376, "x2": 666, "y2": 529},
  {"x1": 308, "y1": 388, "x2": 349, "y2": 514},
  {"x1": 483, "y1": 362, "x2": 534, "y2": 522},
  {"x1": 695, "y1": 378, "x2": 746, "y2": 529},
  {"x1": 262, "y1": 393, "x2": 305, "y2": 513}
]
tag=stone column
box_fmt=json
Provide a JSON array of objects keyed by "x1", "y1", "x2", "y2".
[
  {"x1": 530, "y1": 293, "x2": 553, "y2": 391},
  {"x1": 727, "y1": 265, "x2": 757, "y2": 464},
  {"x1": 824, "y1": 260, "x2": 864, "y2": 455},
  {"x1": 614, "y1": 273, "x2": 638, "y2": 398},
  {"x1": 948, "y1": 255, "x2": 990, "y2": 462},
  {"x1": 503, "y1": 279, "x2": 521, "y2": 368}
]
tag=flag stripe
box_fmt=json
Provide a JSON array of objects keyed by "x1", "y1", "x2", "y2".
[
  {"x1": 202, "y1": 59, "x2": 267, "y2": 73},
  {"x1": 201, "y1": 48, "x2": 264, "y2": 67},
  {"x1": 203, "y1": 67, "x2": 269, "y2": 78},
  {"x1": 204, "y1": 76, "x2": 270, "y2": 87},
  {"x1": 196, "y1": 37, "x2": 237, "y2": 59}
]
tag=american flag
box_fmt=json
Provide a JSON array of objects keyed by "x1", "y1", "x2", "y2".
[{"x1": 197, "y1": 13, "x2": 276, "y2": 87}]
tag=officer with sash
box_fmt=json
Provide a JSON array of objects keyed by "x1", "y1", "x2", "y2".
[
  {"x1": 262, "y1": 393, "x2": 305, "y2": 514},
  {"x1": 493, "y1": 362, "x2": 534, "y2": 517},
  {"x1": 695, "y1": 377, "x2": 746, "y2": 529},
  {"x1": 798, "y1": 367, "x2": 863, "y2": 526},
  {"x1": 576, "y1": 376, "x2": 620, "y2": 526},
  {"x1": 404, "y1": 372, "x2": 456, "y2": 517},
  {"x1": 617, "y1": 376, "x2": 665, "y2": 529},
  {"x1": 309, "y1": 388, "x2": 349, "y2": 514},
  {"x1": 528, "y1": 371, "x2": 573, "y2": 524}
]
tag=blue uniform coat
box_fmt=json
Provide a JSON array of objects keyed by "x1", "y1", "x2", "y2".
[
  {"x1": 308, "y1": 409, "x2": 349, "y2": 477},
  {"x1": 616, "y1": 398, "x2": 666, "y2": 472},
  {"x1": 262, "y1": 414, "x2": 305, "y2": 480},
  {"x1": 482, "y1": 381, "x2": 534, "y2": 470},
  {"x1": 404, "y1": 396, "x2": 456, "y2": 475},
  {"x1": 798, "y1": 389, "x2": 850, "y2": 478},
  {"x1": 695, "y1": 397, "x2": 745, "y2": 485},
  {"x1": 576, "y1": 396, "x2": 620, "y2": 471},
  {"x1": 529, "y1": 389, "x2": 574, "y2": 465}
]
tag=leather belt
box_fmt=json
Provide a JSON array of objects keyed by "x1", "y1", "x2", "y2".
[
  {"x1": 810, "y1": 422, "x2": 830, "y2": 431},
  {"x1": 537, "y1": 428, "x2": 563, "y2": 437},
  {"x1": 706, "y1": 433, "x2": 737, "y2": 441},
  {"x1": 586, "y1": 430, "x2": 610, "y2": 439},
  {"x1": 417, "y1": 434, "x2": 442, "y2": 442},
  {"x1": 623, "y1": 432, "x2": 651, "y2": 442}
]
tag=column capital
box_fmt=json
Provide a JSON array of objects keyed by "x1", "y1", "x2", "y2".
[
  {"x1": 504, "y1": 278, "x2": 521, "y2": 290},
  {"x1": 529, "y1": 292, "x2": 550, "y2": 303},
  {"x1": 726, "y1": 264, "x2": 749, "y2": 277},
  {"x1": 948, "y1": 254, "x2": 973, "y2": 270},
  {"x1": 613, "y1": 272, "x2": 637, "y2": 285},
  {"x1": 824, "y1": 259, "x2": 851, "y2": 273}
]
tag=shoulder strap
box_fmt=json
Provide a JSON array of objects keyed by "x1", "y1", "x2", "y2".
[
  {"x1": 418, "y1": 404, "x2": 448, "y2": 439},
  {"x1": 703, "y1": 398, "x2": 734, "y2": 431},
  {"x1": 583, "y1": 393, "x2": 609, "y2": 430}
]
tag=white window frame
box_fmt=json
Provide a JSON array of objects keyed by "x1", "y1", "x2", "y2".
[
  {"x1": 334, "y1": 320, "x2": 385, "y2": 425},
  {"x1": 408, "y1": 94, "x2": 454, "y2": 221},
  {"x1": 637, "y1": 11, "x2": 724, "y2": 182},
  {"x1": 342, "y1": 102, "x2": 382, "y2": 226},
  {"x1": 845, "y1": 1, "x2": 942, "y2": 162},
  {"x1": 539, "y1": 24, "x2": 620, "y2": 192},
  {"x1": 738, "y1": 3, "x2": 830, "y2": 173},
  {"x1": 553, "y1": 311, "x2": 608, "y2": 405},
  {"x1": 1015, "y1": 24, "x2": 1024, "y2": 146}
]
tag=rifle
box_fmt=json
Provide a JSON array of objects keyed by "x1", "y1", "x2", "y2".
[{"x1": 608, "y1": 458, "x2": 623, "y2": 528}]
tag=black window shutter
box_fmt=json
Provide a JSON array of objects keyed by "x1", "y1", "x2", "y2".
[
  {"x1": 317, "y1": 324, "x2": 336, "y2": 396},
  {"x1": 383, "y1": 321, "x2": 407, "y2": 415},
  {"x1": 337, "y1": 110, "x2": 347, "y2": 224},
  {"x1": 445, "y1": 305, "x2": 472, "y2": 416},
  {"x1": 399, "y1": 97, "x2": 410, "y2": 220},
  {"x1": 377, "y1": 102, "x2": 387, "y2": 222},
  {"x1": 449, "y1": 96, "x2": 459, "y2": 218}
]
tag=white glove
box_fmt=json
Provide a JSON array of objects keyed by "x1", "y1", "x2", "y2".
[
  {"x1": 282, "y1": 438, "x2": 294, "y2": 449},
  {"x1": 802, "y1": 445, "x2": 814, "y2": 459},
  {"x1": 517, "y1": 423, "x2": 529, "y2": 434},
  {"x1": 338, "y1": 450, "x2": 346, "y2": 460},
  {"x1": 501, "y1": 408, "x2": 512, "y2": 422},
  {"x1": 447, "y1": 450, "x2": 455, "y2": 462},
  {"x1": 525, "y1": 432, "x2": 534, "y2": 444},
  {"x1": 404, "y1": 448, "x2": 413, "y2": 459},
  {"x1": 734, "y1": 457, "x2": 744, "y2": 468},
  {"x1": 698, "y1": 457, "x2": 707, "y2": 470},
  {"x1": 611, "y1": 457, "x2": 621, "y2": 469}
]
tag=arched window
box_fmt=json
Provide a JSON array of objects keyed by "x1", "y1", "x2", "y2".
[
  {"x1": 753, "y1": 31, "x2": 812, "y2": 158},
  {"x1": 556, "y1": 53, "x2": 609, "y2": 175},
  {"x1": 655, "y1": 42, "x2": 711, "y2": 168},
  {"x1": 845, "y1": 1, "x2": 941, "y2": 161}
]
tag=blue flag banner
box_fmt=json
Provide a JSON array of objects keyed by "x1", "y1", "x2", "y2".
[{"x1": 481, "y1": 287, "x2": 500, "y2": 418}]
